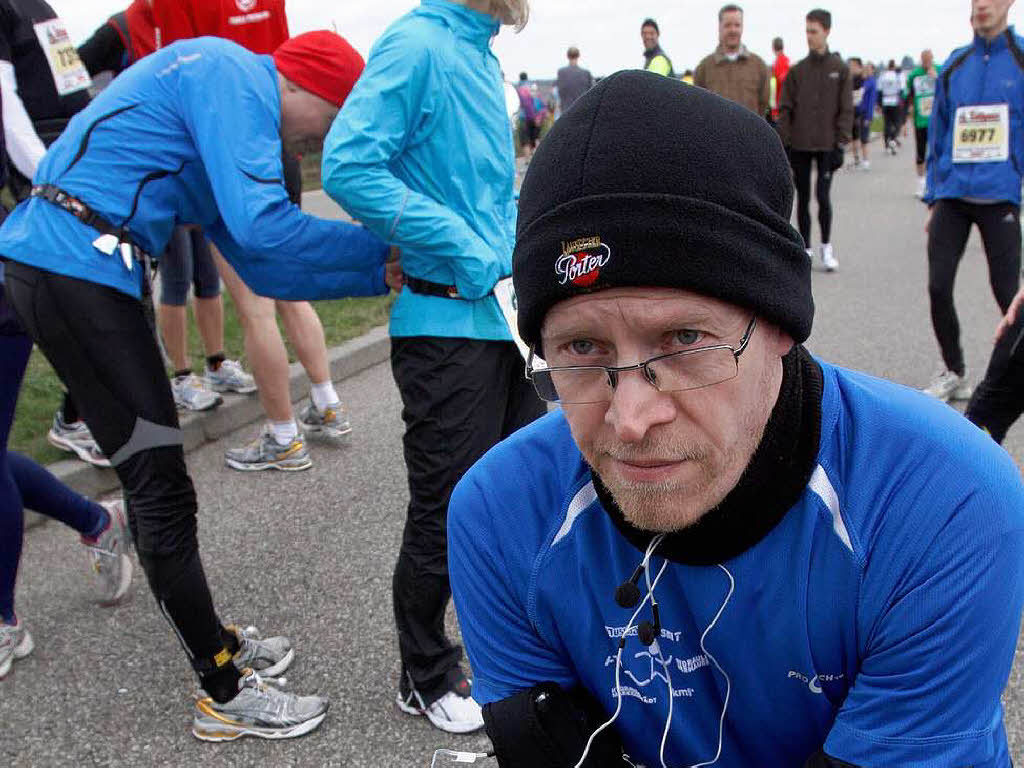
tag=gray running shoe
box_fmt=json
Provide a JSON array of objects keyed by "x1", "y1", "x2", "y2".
[
  {"x1": 224, "y1": 428, "x2": 312, "y2": 472},
  {"x1": 172, "y1": 374, "x2": 222, "y2": 412},
  {"x1": 205, "y1": 359, "x2": 257, "y2": 394},
  {"x1": 192, "y1": 669, "x2": 329, "y2": 742},
  {"x1": 297, "y1": 401, "x2": 352, "y2": 440},
  {"x1": 47, "y1": 412, "x2": 111, "y2": 468},
  {"x1": 82, "y1": 499, "x2": 133, "y2": 605},
  {"x1": 228, "y1": 625, "x2": 294, "y2": 677},
  {"x1": 0, "y1": 618, "x2": 33, "y2": 679}
]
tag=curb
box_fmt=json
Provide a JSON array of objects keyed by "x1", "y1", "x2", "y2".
[{"x1": 25, "y1": 324, "x2": 391, "y2": 529}]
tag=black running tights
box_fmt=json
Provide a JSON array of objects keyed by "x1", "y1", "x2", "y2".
[
  {"x1": 4, "y1": 262, "x2": 240, "y2": 698},
  {"x1": 926, "y1": 199, "x2": 1021, "y2": 375},
  {"x1": 790, "y1": 150, "x2": 834, "y2": 247}
]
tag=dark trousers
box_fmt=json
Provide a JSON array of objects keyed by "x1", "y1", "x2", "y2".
[
  {"x1": 966, "y1": 310, "x2": 1024, "y2": 443},
  {"x1": 883, "y1": 105, "x2": 901, "y2": 145},
  {"x1": 4, "y1": 263, "x2": 234, "y2": 680},
  {"x1": 791, "y1": 150, "x2": 834, "y2": 247},
  {"x1": 926, "y1": 200, "x2": 1021, "y2": 375},
  {"x1": 390, "y1": 336, "x2": 545, "y2": 705}
]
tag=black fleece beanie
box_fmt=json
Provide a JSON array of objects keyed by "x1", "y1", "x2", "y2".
[{"x1": 513, "y1": 69, "x2": 813, "y2": 349}]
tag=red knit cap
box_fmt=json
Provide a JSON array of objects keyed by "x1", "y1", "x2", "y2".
[{"x1": 273, "y1": 31, "x2": 365, "y2": 108}]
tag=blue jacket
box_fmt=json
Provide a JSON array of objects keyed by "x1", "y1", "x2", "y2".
[
  {"x1": 925, "y1": 27, "x2": 1024, "y2": 205},
  {"x1": 0, "y1": 38, "x2": 389, "y2": 300},
  {"x1": 450, "y1": 360, "x2": 1024, "y2": 767},
  {"x1": 855, "y1": 75, "x2": 876, "y2": 120},
  {"x1": 322, "y1": 0, "x2": 516, "y2": 341}
]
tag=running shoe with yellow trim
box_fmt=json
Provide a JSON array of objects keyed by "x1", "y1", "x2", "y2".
[
  {"x1": 224, "y1": 427, "x2": 312, "y2": 472},
  {"x1": 192, "y1": 669, "x2": 329, "y2": 742},
  {"x1": 297, "y1": 401, "x2": 352, "y2": 440}
]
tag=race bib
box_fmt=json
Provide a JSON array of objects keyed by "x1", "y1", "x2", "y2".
[
  {"x1": 953, "y1": 103, "x2": 1009, "y2": 163},
  {"x1": 918, "y1": 95, "x2": 934, "y2": 118},
  {"x1": 852, "y1": 88, "x2": 864, "y2": 108},
  {"x1": 33, "y1": 19, "x2": 92, "y2": 96}
]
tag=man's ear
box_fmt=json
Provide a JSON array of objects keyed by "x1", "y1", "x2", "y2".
[{"x1": 767, "y1": 323, "x2": 795, "y2": 357}]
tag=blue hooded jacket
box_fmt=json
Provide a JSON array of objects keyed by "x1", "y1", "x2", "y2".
[
  {"x1": 322, "y1": 0, "x2": 516, "y2": 341},
  {"x1": 925, "y1": 27, "x2": 1024, "y2": 205},
  {"x1": 0, "y1": 37, "x2": 389, "y2": 301}
]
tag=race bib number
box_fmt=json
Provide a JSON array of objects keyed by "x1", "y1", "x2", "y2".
[
  {"x1": 918, "y1": 95, "x2": 934, "y2": 118},
  {"x1": 33, "y1": 19, "x2": 92, "y2": 96},
  {"x1": 953, "y1": 104, "x2": 1009, "y2": 163},
  {"x1": 852, "y1": 88, "x2": 864, "y2": 108}
]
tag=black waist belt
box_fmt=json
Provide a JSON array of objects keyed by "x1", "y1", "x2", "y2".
[
  {"x1": 405, "y1": 275, "x2": 464, "y2": 299},
  {"x1": 30, "y1": 184, "x2": 145, "y2": 258},
  {"x1": 404, "y1": 275, "x2": 509, "y2": 300}
]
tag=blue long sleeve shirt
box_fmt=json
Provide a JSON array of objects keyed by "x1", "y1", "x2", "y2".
[
  {"x1": 0, "y1": 37, "x2": 389, "y2": 300},
  {"x1": 321, "y1": 0, "x2": 516, "y2": 341}
]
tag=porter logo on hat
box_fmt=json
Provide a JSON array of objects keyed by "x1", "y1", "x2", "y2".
[{"x1": 555, "y1": 236, "x2": 610, "y2": 287}]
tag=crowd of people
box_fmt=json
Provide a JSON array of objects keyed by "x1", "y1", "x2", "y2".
[{"x1": 2, "y1": 0, "x2": 1024, "y2": 765}]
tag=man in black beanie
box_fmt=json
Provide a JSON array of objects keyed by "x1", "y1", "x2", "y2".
[{"x1": 447, "y1": 70, "x2": 1024, "y2": 768}]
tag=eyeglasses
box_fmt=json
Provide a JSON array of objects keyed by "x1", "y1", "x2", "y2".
[{"x1": 526, "y1": 316, "x2": 757, "y2": 404}]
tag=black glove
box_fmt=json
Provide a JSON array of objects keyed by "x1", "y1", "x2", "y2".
[{"x1": 829, "y1": 145, "x2": 845, "y2": 172}]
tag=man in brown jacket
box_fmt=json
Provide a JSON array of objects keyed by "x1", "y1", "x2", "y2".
[
  {"x1": 776, "y1": 7, "x2": 853, "y2": 272},
  {"x1": 693, "y1": 4, "x2": 770, "y2": 116}
]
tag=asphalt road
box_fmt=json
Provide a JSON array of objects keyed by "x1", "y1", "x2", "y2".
[{"x1": 3, "y1": 142, "x2": 1023, "y2": 767}]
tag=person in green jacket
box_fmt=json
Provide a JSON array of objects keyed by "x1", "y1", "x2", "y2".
[{"x1": 905, "y1": 49, "x2": 940, "y2": 198}]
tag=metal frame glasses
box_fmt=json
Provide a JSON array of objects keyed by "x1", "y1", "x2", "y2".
[{"x1": 526, "y1": 316, "x2": 758, "y2": 404}]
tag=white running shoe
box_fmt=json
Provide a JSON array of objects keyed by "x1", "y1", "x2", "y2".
[
  {"x1": 0, "y1": 618, "x2": 33, "y2": 679},
  {"x1": 861, "y1": 160, "x2": 871, "y2": 171},
  {"x1": 915, "y1": 177, "x2": 927, "y2": 199},
  {"x1": 172, "y1": 373, "x2": 222, "y2": 412},
  {"x1": 205, "y1": 359, "x2": 257, "y2": 394},
  {"x1": 821, "y1": 243, "x2": 839, "y2": 272},
  {"x1": 396, "y1": 674, "x2": 485, "y2": 734},
  {"x1": 47, "y1": 412, "x2": 111, "y2": 468},
  {"x1": 922, "y1": 369, "x2": 973, "y2": 402},
  {"x1": 82, "y1": 500, "x2": 133, "y2": 605}
]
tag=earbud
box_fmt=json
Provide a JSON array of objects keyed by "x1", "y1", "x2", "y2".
[
  {"x1": 614, "y1": 565, "x2": 645, "y2": 608},
  {"x1": 638, "y1": 603, "x2": 661, "y2": 646}
]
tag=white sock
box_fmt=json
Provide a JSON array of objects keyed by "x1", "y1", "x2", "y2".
[
  {"x1": 310, "y1": 380, "x2": 340, "y2": 411},
  {"x1": 270, "y1": 420, "x2": 298, "y2": 446}
]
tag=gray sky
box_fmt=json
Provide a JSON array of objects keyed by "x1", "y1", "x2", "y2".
[{"x1": 57, "y1": 1, "x2": 1018, "y2": 79}]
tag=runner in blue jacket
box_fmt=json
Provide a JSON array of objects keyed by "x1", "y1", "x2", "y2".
[
  {"x1": 0, "y1": 31, "x2": 390, "y2": 741},
  {"x1": 322, "y1": 0, "x2": 543, "y2": 735},
  {"x1": 921, "y1": 5, "x2": 1024, "y2": 403},
  {"x1": 449, "y1": 69, "x2": 1024, "y2": 768}
]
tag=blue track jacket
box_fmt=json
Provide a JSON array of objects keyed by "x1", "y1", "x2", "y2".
[
  {"x1": 0, "y1": 38, "x2": 389, "y2": 300},
  {"x1": 925, "y1": 27, "x2": 1024, "y2": 206},
  {"x1": 322, "y1": 0, "x2": 516, "y2": 341}
]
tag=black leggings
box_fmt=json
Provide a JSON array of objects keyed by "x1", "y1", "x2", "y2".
[
  {"x1": 965, "y1": 309, "x2": 1024, "y2": 443},
  {"x1": 883, "y1": 105, "x2": 901, "y2": 145},
  {"x1": 790, "y1": 150, "x2": 834, "y2": 247},
  {"x1": 4, "y1": 262, "x2": 240, "y2": 695},
  {"x1": 926, "y1": 200, "x2": 1021, "y2": 375}
]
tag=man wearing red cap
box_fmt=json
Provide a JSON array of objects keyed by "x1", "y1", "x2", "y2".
[{"x1": 0, "y1": 31, "x2": 392, "y2": 741}]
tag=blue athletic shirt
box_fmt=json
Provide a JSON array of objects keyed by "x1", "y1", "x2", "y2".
[
  {"x1": 925, "y1": 27, "x2": 1024, "y2": 206},
  {"x1": 0, "y1": 37, "x2": 389, "y2": 300},
  {"x1": 449, "y1": 358, "x2": 1024, "y2": 767}
]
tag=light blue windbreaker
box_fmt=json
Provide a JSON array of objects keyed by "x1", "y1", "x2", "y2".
[
  {"x1": 322, "y1": 0, "x2": 516, "y2": 341},
  {"x1": 0, "y1": 38, "x2": 389, "y2": 301}
]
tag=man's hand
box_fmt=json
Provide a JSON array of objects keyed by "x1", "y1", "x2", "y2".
[
  {"x1": 384, "y1": 256, "x2": 404, "y2": 293},
  {"x1": 995, "y1": 286, "x2": 1024, "y2": 342},
  {"x1": 924, "y1": 205, "x2": 933, "y2": 235}
]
